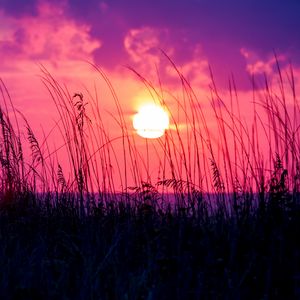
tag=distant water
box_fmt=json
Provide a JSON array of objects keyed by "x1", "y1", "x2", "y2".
[{"x1": 46, "y1": 191, "x2": 262, "y2": 215}]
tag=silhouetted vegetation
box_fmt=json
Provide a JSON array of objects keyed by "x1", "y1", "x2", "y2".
[{"x1": 0, "y1": 58, "x2": 300, "y2": 299}]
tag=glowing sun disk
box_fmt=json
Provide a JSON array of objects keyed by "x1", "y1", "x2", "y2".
[{"x1": 133, "y1": 104, "x2": 169, "y2": 138}]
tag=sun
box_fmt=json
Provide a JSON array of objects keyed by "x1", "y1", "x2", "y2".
[{"x1": 133, "y1": 104, "x2": 169, "y2": 139}]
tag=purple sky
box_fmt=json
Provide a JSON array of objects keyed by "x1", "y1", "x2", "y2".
[{"x1": 1, "y1": 0, "x2": 300, "y2": 88}]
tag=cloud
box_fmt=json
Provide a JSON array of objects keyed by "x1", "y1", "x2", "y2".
[
  {"x1": 124, "y1": 27, "x2": 165, "y2": 64},
  {"x1": 240, "y1": 48, "x2": 286, "y2": 76},
  {"x1": 0, "y1": 0, "x2": 103, "y2": 135},
  {"x1": 2, "y1": 0, "x2": 300, "y2": 73},
  {"x1": 0, "y1": 1, "x2": 101, "y2": 70},
  {"x1": 123, "y1": 26, "x2": 212, "y2": 93},
  {"x1": 123, "y1": 27, "x2": 174, "y2": 77},
  {"x1": 165, "y1": 44, "x2": 210, "y2": 88}
]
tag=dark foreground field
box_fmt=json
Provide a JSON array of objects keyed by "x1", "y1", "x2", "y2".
[{"x1": 0, "y1": 192, "x2": 299, "y2": 300}]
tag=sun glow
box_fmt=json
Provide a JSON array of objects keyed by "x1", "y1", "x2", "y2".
[{"x1": 133, "y1": 104, "x2": 169, "y2": 138}]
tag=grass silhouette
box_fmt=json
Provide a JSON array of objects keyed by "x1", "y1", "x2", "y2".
[{"x1": 0, "y1": 57, "x2": 300, "y2": 299}]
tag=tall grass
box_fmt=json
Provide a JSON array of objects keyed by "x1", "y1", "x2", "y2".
[{"x1": 0, "y1": 57, "x2": 300, "y2": 299}]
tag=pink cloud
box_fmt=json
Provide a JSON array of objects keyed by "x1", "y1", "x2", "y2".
[
  {"x1": 124, "y1": 27, "x2": 174, "y2": 77},
  {"x1": 240, "y1": 47, "x2": 300, "y2": 107},
  {"x1": 240, "y1": 47, "x2": 286, "y2": 75},
  {"x1": 165, "y1": 44, "x2": 210, "y2": 88},
  {"x1": 0, "y1": 1, "x2": 103, "y2": 123},
  {"x1": 0, "y1": 1, "x2": 101, "y2": 70}
]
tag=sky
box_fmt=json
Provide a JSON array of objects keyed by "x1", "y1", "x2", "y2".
[
  {"x1": 1, "y1": 0, "x2": 300, "y2": 190},
  {"x1": 2, "y1": 0, "x2": 300, "y2": 84}
]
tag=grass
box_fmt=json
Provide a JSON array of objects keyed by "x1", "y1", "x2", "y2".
[{"x1": 0, "y1": 57, "x2": 300, "y2": 299}]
